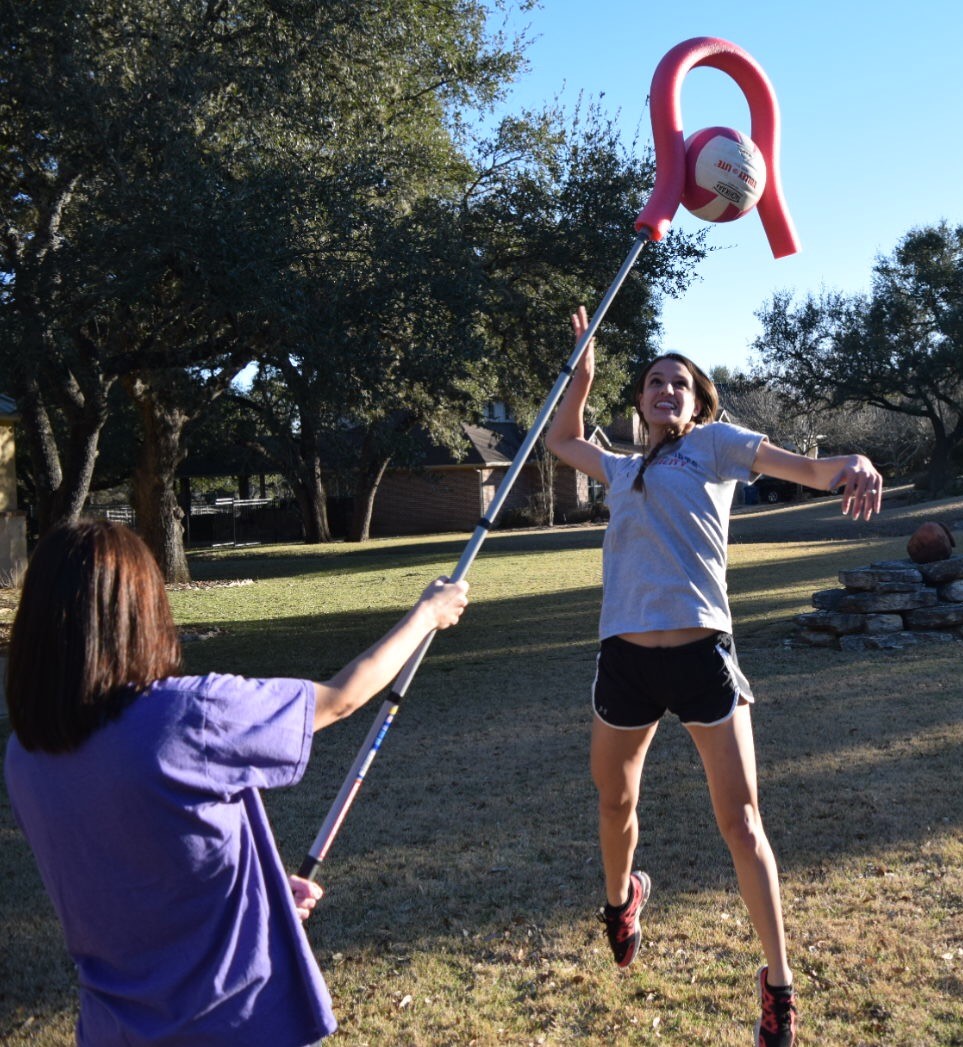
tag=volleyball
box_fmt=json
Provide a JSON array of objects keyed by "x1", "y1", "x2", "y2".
[{"x1": 681, "y1": 127, "x2": 767, "y2": 223}]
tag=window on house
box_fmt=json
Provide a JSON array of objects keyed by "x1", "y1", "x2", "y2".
[{"x1": 484, "y1": 400, "x2": 511, "y2": 423}]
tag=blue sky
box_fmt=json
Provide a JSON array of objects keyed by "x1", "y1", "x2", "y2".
[{"x1": 484, "y1": 0, "x2": 963, "y2": 373}]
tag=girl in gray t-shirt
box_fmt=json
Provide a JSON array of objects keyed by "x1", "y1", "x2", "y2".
[{"x1": 546, "y1": 306, "x2": 883, "y2": 1047}]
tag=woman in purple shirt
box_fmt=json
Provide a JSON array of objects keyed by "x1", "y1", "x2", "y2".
[{"x1": 4, "y1": 519, "x2": 468, "y2": 1046}]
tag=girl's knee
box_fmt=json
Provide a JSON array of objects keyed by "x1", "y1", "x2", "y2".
[
  {"x1": 717, "y1": 804, "x2": 766, "y2": 853},
  {"x1": 594, "y1": 777, "x2": 640, "y2": 820}
]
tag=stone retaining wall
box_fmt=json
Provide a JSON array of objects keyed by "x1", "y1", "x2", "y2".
[{"x1": 795, "y1": 555, "x2": 963, "y2": 650}]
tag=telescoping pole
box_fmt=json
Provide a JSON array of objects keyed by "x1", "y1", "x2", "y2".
[
  {"x1": 299, "y1": 28, "x2": 804, "y2": 881},
  {"x1": 298, "y1": 231, "x2": 652, "y2": 881}
]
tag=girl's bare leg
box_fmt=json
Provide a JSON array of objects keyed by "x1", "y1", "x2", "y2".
[
  {"x1": 686, "y1": 702, "x2": 792, "y2": 986},
  {"x1": 590, "y1": 716, "x2": 660, "y2": 907}
]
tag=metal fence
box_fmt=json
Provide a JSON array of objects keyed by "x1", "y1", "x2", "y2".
[{"x1": 86, "y1": 498, "x2": 303, "y2": 547}]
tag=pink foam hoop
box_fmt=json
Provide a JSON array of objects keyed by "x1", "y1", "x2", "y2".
[{"x1": 634, "y1": 37, "x2": 801, "y2": 259}]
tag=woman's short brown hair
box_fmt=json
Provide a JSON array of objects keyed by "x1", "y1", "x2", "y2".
[{"x1": 6, "y1": 519, "x2": 182, "y2": 753}]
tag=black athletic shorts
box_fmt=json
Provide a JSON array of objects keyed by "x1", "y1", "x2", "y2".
[{"x1": 591, "y1": 632, "x2": 754, "y2": 729}]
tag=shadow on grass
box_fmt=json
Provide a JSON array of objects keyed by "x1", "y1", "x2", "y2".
[{"x1": 186, "y1": 527, "x2": 606, "y2": 583}]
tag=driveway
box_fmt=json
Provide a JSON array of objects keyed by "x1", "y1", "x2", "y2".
[{"x1": 730, "y1": 484, "x2": 963, "y2": 544}]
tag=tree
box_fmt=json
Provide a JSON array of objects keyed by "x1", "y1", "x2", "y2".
[
  {"x1": 235, "y1": 3, "x2": 531, "y2": 543},
  {"x1": 2, "y1": 0, "x2": 528, "y2": 567},
  {"x1": 0, "y1": 0, "x2": 302, "y2": 555},
  {"x1": 754, "y1": 223, "x2": 963, "y2": 495},
  {"x1": 464, "y1": 103, "x2": 707, "y2": 521},
  {"x1": 718, "y1": 374, "x2": 825, "y2": 456}
]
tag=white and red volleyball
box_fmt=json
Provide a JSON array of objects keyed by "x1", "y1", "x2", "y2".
[{"x1": 681, "y1": 126, "x2": 767, "y2": 223}]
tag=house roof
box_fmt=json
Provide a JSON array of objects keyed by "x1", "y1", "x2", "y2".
[
  {"x1": 418, "y1": 421, "x2": 614, "y2": 469},
  {"x1": 176, "y1": 418, "x2": 614, "y2": 479},
  {"x1": 428, "y1": 421, "x2": 525, "y2": 468}
]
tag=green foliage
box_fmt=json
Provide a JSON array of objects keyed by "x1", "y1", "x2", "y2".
[
  {"x1": 0, "y1": 0, "x2": 529, "y2": 542},
  {"x1": 1, "y1": 0, "x2": 707, "y2": 550},
  {"x1": 754, "y1": 222, "x2": 963, "y2": 495},
  {"x1": 463, "y1": 101, "x2": 707, "y2": 427}
]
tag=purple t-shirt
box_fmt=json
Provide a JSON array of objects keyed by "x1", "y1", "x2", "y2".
[{"x1": 4, "y1": 673, "x2": 336, "y2": 1046}]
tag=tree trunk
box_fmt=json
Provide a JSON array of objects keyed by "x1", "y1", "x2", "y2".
[
  {"x1": 126, "y1": 378, "x2": 191, "y2": 583},
  {"x1": 293, "y1": 452, "x2": 332, "y2": 544},
  {"x1": 18, "y1": 376, "x2": 64, "y2": 533},
  {"x1": 347, "y1": 448, "x2": 390, "y2": 543},
  {"x1": 18, "y1": 370, "x2": 112, "y2": 534},
  {"x1": 535, "y1": 436, "x2": 556, "y2": 527},
  {"x1": 926, "y1": 430, "x2": 954, "y2": 497}
]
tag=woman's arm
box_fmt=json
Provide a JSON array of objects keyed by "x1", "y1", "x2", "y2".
[
  {"x1": 311, "y1": 578, "x2": 469, "y2": 732},
  {"x1": 752, "y1": 440, "x2": 883, "y2": 520},
  {"x1": 544, "y1": 306, "x2": 609, "y2": 484}
]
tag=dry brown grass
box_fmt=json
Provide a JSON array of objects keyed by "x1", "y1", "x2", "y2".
[{"x1": 1, "y1": 512, "x2": 961, "y2": 1045}]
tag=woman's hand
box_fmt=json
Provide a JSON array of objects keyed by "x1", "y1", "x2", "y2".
[
  {"x1": 828, "y1": 455, "x2": 883, "y2": 521},
  {"x1": 752, "y1": 442, "x2": 884, "y2": 522},
  {"x1": 289, "y1": 874, "x2": 323, "y2": 923},
  {"x1": 417, "y1": 578, "x2": 469, "y2": 631}
]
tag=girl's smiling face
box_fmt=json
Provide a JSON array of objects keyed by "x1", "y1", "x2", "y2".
[{"x1": 637, "y1": 358, "x2": 703, "y2": 434}]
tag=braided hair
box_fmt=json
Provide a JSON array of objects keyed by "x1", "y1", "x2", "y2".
[{"x1": 631, "y1": 353, "x2": 719, "y2": 493}]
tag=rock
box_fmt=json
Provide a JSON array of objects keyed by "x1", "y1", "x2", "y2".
[
  {"x1": 911, "y1": 630, "x2": 962, "y2": 645},
  {"x1": 802, "y1": 553, "x2": 962, "y2": 652},
  {"x1": 798, "y1": 628, "x2": 841, "y2": 647},
  {"x1": 903, "y1": 602, "x2": 963, "y2": 629},
  {"x1": 938, "y1": 580, "x2": 963, "y2": 602},
  {"x1": 907, "y1": 521, "x2": 955, "y2": 563},
  {"x1": 839, "y1": 632, "x2": 918, "y2": 651},
  {"x1": 833, "y1": 589, "x2": 937, "y2": 614},
  {"x1": 916, "y1": 557, "x2": 963, "y2": 585},
  {"x1": 839, "y1": 566, "x2": 922, "y2": 591},
  {"x1": 795, "y1": 611, "x2": 865, "y2": 634},
  {"x1": 863, "y1": 614, "x2": 904, "y2": 634}
]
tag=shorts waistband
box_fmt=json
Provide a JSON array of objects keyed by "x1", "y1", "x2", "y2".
[{"x1": 605, "y1": 631, "x2": 731, "y2": 655}]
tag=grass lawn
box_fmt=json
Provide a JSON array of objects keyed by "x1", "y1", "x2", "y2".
[{"x1": 1, "y1": 526, "x2": 961, "y2": 1045}]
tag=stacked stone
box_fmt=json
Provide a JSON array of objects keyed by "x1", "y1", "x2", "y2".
[{"x1": 796, "y1": 555, "x2": 963, "y2": 650}]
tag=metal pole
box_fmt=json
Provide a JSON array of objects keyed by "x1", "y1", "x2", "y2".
[{"x1": 299, "y1": 232, "x2": 652, "y2": 881}]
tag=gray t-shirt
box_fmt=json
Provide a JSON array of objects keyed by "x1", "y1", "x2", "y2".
[{"x1": 599, "y1": 422, "x2": 765, "y2": 639}]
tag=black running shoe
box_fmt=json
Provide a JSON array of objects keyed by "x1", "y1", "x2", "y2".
[
  {"x1": 599, "y1": 870, "x2": 651, "y2": 968},
  {"x1": 754, "y1": 965, "x2": 798, "y2": 1047}
]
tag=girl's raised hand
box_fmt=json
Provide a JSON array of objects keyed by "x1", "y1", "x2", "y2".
[{"x1": 571, "y1": 306, "x2": 595, "y2": 383}]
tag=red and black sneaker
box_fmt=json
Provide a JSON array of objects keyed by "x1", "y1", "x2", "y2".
[
  {"x1": 599, "y1": 870, "x2": 651, "y2": 968},
  {"x1": 754, "y1": 965, "x2": 798, "y2": 1047}
]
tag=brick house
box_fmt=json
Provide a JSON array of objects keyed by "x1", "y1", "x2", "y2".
[
  {"x1": 370, "y1": 419, "x2": 611, "y2": 536},
  {"x1": 167, "y1": 403, "x2": 621, "y2": 540}
]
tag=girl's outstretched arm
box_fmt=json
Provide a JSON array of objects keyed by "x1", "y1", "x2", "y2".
[
  {"x1": 752, "y1": 441, "x2": 883, "y2": 521},
  {"x1": 545, "y1": 306, "x2": 609, "y2": 483},
  {"x1": 310, "y1": 577, "x2": 469, "y2": 731}
]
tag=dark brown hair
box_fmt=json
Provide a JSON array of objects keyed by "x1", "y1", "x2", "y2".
[
  {"x1": 631, "y1": 353, "x2": 719, "y2": 492},
  {"x1": 7, "y1": 519, "x2": 182, "y2": 753}
]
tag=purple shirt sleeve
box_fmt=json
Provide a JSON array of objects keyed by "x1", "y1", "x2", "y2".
[{"x1": 148, "y1": 673, "x2": 316, "y2": 796}]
